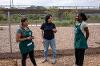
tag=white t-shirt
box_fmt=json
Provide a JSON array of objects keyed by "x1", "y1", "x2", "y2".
[{"x1": 76, "y1": 21, "x2": 88, "y2": 37}]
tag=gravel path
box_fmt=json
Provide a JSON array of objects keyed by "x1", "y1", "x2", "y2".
[{"x1": 0, "y1": 54, "x2": 100, "y2": 66}]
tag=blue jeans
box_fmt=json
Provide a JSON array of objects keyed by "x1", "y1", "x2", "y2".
[{"x1": 43, "y1": 39, "x2": 56, "y2": 60}]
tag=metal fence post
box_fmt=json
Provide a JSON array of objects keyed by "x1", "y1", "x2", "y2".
[{"x1": 8, "y1": 10, "x2": 12, "y2": 53}]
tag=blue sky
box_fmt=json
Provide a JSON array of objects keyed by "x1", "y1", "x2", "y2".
[{"x1": 0, "y1": 0, "x2": 100, "y2": 6}]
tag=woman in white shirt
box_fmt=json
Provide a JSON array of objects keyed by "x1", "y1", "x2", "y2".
[{"x1": 74, "y1": 12, "x2": 89, "y2": 66}]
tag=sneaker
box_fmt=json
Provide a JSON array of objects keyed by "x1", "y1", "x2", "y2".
[
  {"x1": 52, "y1": 59, "x2": 56, "y2": 64},
  {"x1": 42, "y1": 59, "x2": 48, "y2": 63}
]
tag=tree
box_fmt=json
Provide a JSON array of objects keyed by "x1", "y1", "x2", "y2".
[{"x1": 45, "y1": 6, "x2": 59, "y2": 20}]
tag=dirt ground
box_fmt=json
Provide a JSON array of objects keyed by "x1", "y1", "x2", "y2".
[
  {"x1": 0, "y1": 24, "x2": 100, "y2": 53},
  {"x1": 0, "y1": 23, "x2": 100, "y2": 66},
  {"x1": 0, "y1": 54, "x2": 100, "y2": 66}
]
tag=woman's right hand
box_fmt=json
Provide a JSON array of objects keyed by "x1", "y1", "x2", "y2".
[
  {"x1": 26, "y1": 36, "x2": 34, "y2": 40},
  {"x1": 52, "y1": 28, "x2": 57, "y2": 33}
]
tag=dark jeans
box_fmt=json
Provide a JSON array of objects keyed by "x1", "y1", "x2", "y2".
[
  {"x1": 21, "y1": 50, "x2": 37, "y2": 66},
  {"x1": 75, "y1": 48, "x2": 85, "y2": 66}
]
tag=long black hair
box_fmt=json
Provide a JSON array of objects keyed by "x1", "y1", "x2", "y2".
[
  {"x1": 78, "y1": 12, "x2": 88, "y2": 21},
  {"x1": 45, "y1": 14, "x2": 52, "y2": 23}
]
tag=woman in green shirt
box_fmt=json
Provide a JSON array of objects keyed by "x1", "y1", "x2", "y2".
[
  {"x1": 16, "y1": 18, "x2": 37, "y2": 66},
  {"x1": 74, "y1": 13, "x2": 89, "y2": 66}
]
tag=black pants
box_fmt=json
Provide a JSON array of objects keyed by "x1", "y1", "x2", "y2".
[
  {"x1": 75, "y1": 48, "x2": 85, "y2": 66},
  {"x1": 22, "y1": 50, "x2": 37, "y2": 66}
]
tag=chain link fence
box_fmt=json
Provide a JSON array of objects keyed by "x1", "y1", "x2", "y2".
[{"x1": 0, "y1": 6, "x2": 100, "y2": 62}]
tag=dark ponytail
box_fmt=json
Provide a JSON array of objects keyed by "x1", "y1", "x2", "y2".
[{"x1": 79, "y1": 12, "x2": 88, "y2": 21}]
